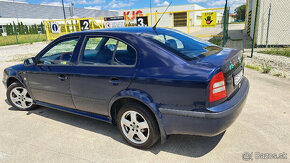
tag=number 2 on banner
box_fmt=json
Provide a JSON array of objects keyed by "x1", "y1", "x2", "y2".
[
  {"x1": 83, "y1": 21, "x2": 89, "y2": 30},
  {"x1": 80, "y1": 20, "x2": 90, "y2": 31}
]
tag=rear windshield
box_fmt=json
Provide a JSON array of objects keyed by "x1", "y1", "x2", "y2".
[{"x1": 141, "y1": 29, "x2": 222, "y2": 61}]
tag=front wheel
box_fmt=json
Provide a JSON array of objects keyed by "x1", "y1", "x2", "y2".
[
  {"x1": 7, "y1": 82, "x2": 36, "y2": 111},
  {"x1": 117, "y1": 103, "x2": 160, "y2": 149}
]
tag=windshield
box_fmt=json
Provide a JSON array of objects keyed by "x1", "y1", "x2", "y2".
[{"x1": 141, "y1": 28, "x2": 222, "y2": 61}]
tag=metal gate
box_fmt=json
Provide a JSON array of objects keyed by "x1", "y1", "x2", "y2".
[{"x1": 173, "y1": 12, "x2": 187, "y2": 27}]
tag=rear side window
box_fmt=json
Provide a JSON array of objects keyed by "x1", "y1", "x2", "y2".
[
  {"x1": 142, "y1": 29, "x2": 222, "y2": 61},
  {"x1": 153, "y1": 35, "x2": 184, "y2": 49},
  {"x1": 79, "y1": 36, "x2": 136, "y2": 66}
]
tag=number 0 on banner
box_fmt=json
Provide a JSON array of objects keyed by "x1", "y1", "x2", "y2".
[{"x1": 51, "y1": 23, "x2": 60, "y2": 33}]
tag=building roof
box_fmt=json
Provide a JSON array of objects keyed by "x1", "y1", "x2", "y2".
[{"x1": 0, "y1": 1, "x2": 118, "y2": 19}]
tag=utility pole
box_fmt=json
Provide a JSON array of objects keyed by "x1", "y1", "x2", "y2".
[
  {"x1": 222, "y1": 0, "x2": 228, "y2": 47},
  {"x1": 150, "y1": 0, "x2": 152, "y2": 26},
  {"x1": 62, "y1": 0, "x2": 66, "y2": 20},
  {"x1": 250, "y1": 0, "x2": 259, "y2": 58},
  {"x1": 265, "y1": 3, "x2": 271, "y2": 48},
  {"x1": 13, "y1": 0, "x2": 19, "y2": 44}
]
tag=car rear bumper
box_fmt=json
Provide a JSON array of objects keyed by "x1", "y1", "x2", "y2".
[{"x1": 159, "y1": 77, "x2": 249, "y2": 136}]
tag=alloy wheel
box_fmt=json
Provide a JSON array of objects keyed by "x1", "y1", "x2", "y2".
[
  {"x1": 9, "y1": 87, "x2": 33, "y2": 109},
  {"x1": 120, "y1": 110, "x2": 150, "y2": 144}
]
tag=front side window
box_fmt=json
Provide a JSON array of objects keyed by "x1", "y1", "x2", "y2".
[
  {"x1": 38, "y1": 37, "x2": 79, "y2": 65},
  {"x1": 80, "y1": 36, "x2": 136, "y2": 66}
]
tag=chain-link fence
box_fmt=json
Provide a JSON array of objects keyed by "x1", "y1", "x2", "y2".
[
  {"x1": 132, "y1": 7, "x2": 229, "y2": 45},
  {"x1": 246, "y1": 0, "x2": 290, "y2": 49},
  {"x1": 0, "y1": 23, "x2": 46, "y2": 46},
  {"x1": 188, "y1": 8, "x2": 226, "y2": 40}
]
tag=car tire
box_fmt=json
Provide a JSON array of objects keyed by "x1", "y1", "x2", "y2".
[
  {"x1": 117, "y1": 102, "x2": 160, "y2": 149},
  {"x1": 7, "y1": 82, "x2": 36, "y2": 111}
]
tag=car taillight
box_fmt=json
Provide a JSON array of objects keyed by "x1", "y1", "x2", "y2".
[{"x1": 209, "y1": 72, "x2": 227, "y2": 102}]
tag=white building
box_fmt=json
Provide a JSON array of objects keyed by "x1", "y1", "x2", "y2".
[
  {"x1": 0, "y1": 1, "x2": 118, "y2": 34},
  {"x1": 245, "y1": 0, "x2": 290, "y2": 46},
  {"x1": 118, "y1": 4, "x2": 224, "y2": 27}
]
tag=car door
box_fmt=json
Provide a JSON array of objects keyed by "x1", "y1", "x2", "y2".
[
  {"x1": 26, "y1": 37, "x2": 80, "y2": 109},
  {"x1": 70, "y1": 36, "x2": 138, "y2": 116}
]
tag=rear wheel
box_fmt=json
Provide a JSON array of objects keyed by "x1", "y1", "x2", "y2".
[
  {"x1": 7, "y1": 82, "x2": 36, "y2": 111},
  {"x1": 117, "y1": 103, "x2": 160, "y2": 149}
]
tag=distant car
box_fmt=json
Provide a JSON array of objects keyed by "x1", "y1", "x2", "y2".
[{"x1": 2, "y1": 27, "x2": 249, "y2": 149}]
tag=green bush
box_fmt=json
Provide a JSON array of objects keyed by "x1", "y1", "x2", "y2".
[
  {"x1": 209, "y1": 38, "x2": 222, "y2": 46},
  {"x1": 245, "y1": 64, "x2": 260, "y2": 71},
  {"x1": 259, "y1": 48, "x2": 290, "y2": 57},
  {"x1": 273, "y1": 73, "x2": 282, "y2": 77},
  {"x1": 0, "y1": 34, "x2": 47, "y2": 46},
  {"x1": 262, "y1": 64, "x2": 271, "y2": 74}
]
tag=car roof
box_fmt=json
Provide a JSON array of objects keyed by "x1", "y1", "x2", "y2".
[
  {"x1": 96, "y1": 27, "x2": 156, "y2": 34},
  {"x1": 69, "y1": 27, "x2": 174, "y2": 36}
]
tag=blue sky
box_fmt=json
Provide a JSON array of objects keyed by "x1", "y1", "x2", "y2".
[{"x1": 2, "y1": 0, "x2": 246, "y2": 12}]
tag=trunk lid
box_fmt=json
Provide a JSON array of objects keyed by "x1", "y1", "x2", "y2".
[{"x1": 196, "y1": 48, "x2": 244, "y2": 101}]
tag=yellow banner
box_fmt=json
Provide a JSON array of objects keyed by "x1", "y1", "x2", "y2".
[{"x1": 202, "y1": 12, "x2": 217, "y2": 27}]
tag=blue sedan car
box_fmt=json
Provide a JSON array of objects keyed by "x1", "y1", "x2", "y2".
[{"x1": 3, "y1": 27, "x2": 249, "y2": 148}]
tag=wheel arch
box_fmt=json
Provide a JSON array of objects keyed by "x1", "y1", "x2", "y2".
[
  {"x1": 6, "y1": 76, "x2": 24, "y2": 88},
  {"x1": 108, "y1": 89, "x2": 167, "y2": 144}
]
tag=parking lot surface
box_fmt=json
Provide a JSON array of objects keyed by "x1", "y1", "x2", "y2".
[{"x1": 0, "y1": 61, "x2": 289, "y2": 163}]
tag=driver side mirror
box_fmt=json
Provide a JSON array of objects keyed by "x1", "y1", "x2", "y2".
[{"x1": 24, "y1": 57, "x2": 36, "y2": 66}]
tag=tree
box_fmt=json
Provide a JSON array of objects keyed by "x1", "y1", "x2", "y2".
[
  {"x1": 28, "y1": 26, "x2": 32, "y2": 34},
  {"x1": 31, "y1": 25, "x2": 37, "y2": 34},
  {"x1": 20, "y1": 22, "x2": 25, "y2": 35},
  {"x1": 17, "y1": 22, "x2": 22, "y2": 34},
  {"x1": 7, "y1": 23, "x2": 13, "y2": 35},
  {"x1": 10, "y1": 24, "x2": 14, "y2": 35},
  {"x1": 5, "y1": 24, "x2": 9, "y2": 35},
  {"x1": 234, "y1": 4, "x2": 246, "y2": 21},
  {"x1": 35, "y1": 24, "x2": 38, "y2": 34},
  {"x1": 40, "y1": 22, "x2": 45, "y2": 34},
  {"x1": 24, "y1": 25, "x2": 29, "y2": 34},
  {"x1": 6, "y1": 24, "x2": 9, "y2": 35},
  {"x1": 13, "y1": 22, "x2": 17, "y2": 35},
  {"x1": 32, "y1": 25, "x2": 35, "y2": 34}
]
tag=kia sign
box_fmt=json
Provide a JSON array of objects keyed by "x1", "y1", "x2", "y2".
[
  {"x1": 51, "y1": 23, "x2": 60, "y2": 33},
  {"x1": 104, "y1": 16, "x2": 125, "y2": 28},
  {"x1": 124, "y1": 10, "x2": 143, "y2": 20}
]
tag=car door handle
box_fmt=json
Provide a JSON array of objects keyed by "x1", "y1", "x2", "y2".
[
  {"x1": 58, "y1": 74, "x2": 68, "y2": 81},
  {"x1": 109, "y1": 78, "x2": 122, "y2": 85}
]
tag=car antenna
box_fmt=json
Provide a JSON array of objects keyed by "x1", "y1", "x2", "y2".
[{"x1": 152, "y1": 1, "x2": 172, "y2": 32}]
